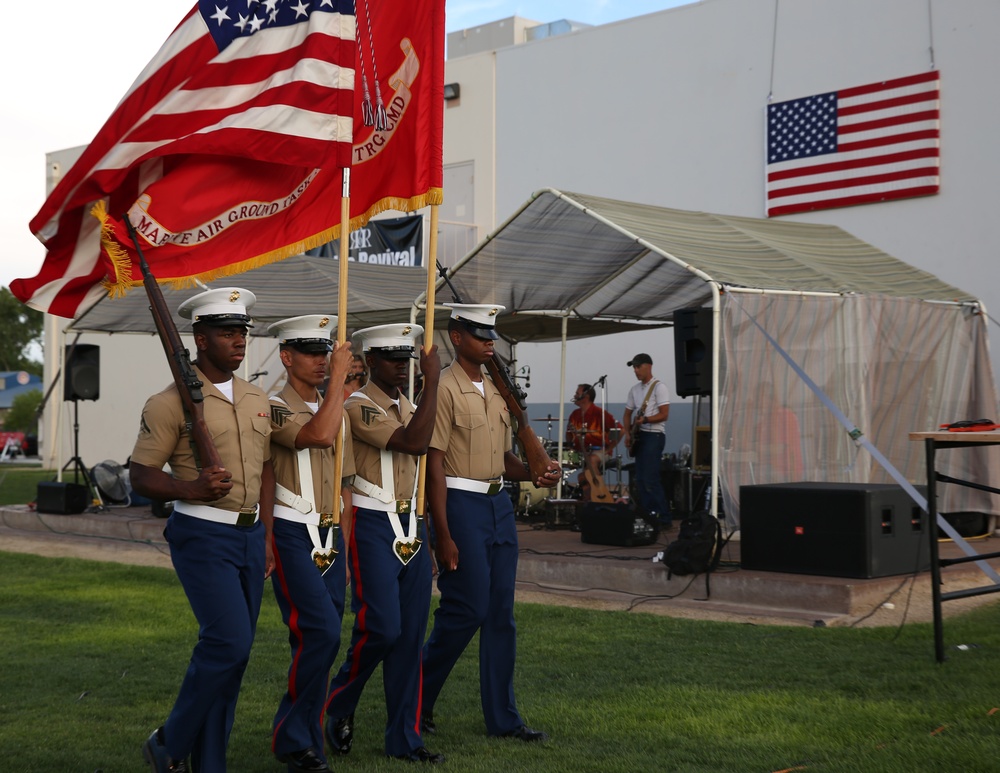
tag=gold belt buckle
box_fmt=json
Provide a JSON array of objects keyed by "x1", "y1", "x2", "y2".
[
  {"x1": 486, "y1": 479, "x2": 502, "y2": 496},
  {"x1": 236, "y1": 508, "x2": 257, "y2": 527},
  {"x1": 318, "y1": 512, "x2": 336, "y2": 528},
  {"x1": 396, "y1": 499, "x2": 412, "y2": 514}
]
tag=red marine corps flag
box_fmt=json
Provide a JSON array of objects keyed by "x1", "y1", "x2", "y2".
[
  {"x1": 348, "y1": 0, "x2": 444, "y2": 225},
  {"x1": 12, "y1": 0, "x2": 444, "y2": 319}
]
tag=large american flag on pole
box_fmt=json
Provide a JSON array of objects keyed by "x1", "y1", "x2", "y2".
[
  {"x1": 12, "y1": 0, "x2": 357, "y2": 318},
  {"x1": 765, "y1": 71, "x2": 940, "y2": 217}
]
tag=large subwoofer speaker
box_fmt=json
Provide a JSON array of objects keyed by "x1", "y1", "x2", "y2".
[
  {"x1": 64, "y1": 344, "x2": 100, "y2": 401},
  {"x1": 36, "y1": 481, "x2": 89, "y2": 515},
  {"x1": 579, "y1": 502, "x2": 658, "y2": 547},
  {"x1": 673, "y1": 307, "x2": 712, "y2": 397},
  {"x1": 740, "y1": 482, "x2": 929, "y2": 578}
]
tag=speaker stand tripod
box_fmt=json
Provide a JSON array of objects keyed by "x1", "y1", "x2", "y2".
[{"x1": 61, "y1": 398, "x2": 105, "y2": 511}]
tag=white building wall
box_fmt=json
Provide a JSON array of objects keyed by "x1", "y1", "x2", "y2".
[{"x1": 443, "y1": 0, "x2": 1000, "y2": 404}]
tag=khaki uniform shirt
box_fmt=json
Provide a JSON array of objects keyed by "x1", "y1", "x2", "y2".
[
  {"x1": 130, "y1": 366, "x2": 271, "y2": 511},
  {"x1": 344, "y1": 381, "x2": 417, "y2": 499},
  {"x1": 345, "y1": 382, "x2": 417, "y2": 500},
  {"x1": 430, "y1": 363, "x2": 511, "y2": 480},
  {"x1": 269, "y1": 383, "x2": 356, "y2": 514}
]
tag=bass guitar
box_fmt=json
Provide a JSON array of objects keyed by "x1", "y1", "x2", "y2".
[
  {"x1": 484, "y1": 353, "x2": 556, "y2": 481},
  {"x1": 625, "y1": 416, "x2": 644, "y2": 458},
  {"x1": 626, "y1": 379, "x2": 660, "y2": 458}
]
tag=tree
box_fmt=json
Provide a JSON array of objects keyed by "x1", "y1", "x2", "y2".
[
  {"x1": 3, "y1": 389, "x2": 43, "y2": 434},
  {"x1": 0, "y1": 287, "x2": 44, "y2": 377}
]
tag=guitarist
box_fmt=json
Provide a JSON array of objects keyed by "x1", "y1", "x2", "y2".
[
  {"x1": 422, "y1": 303, "x2": 558, "y2": 745},
  {"x1": 566, "y1": 383, "x2": 622, "y2": 502},
  {"x1": 622, "y1": 353, "x2": 673, "y2": 528}
]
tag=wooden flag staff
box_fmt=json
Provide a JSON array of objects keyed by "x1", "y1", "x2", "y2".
[
  {"x1": 414, "y1": 204, "x2": 439, "y2": 521},
  {"x1": 330, "y1": 167, "x2": 352, "y2": 546}
]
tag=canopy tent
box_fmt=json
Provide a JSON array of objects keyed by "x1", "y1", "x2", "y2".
[
  {"x1": 428, "y1": 189, "x2": 999, "y2": 525},
  {"x1": 67, "y1": 253, "x2": 654, "y2": 342},
  {"x1": 68, "y1": 256, "x2": 435, "y2": 335}
]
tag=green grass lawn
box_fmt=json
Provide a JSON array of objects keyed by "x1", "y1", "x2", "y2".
[
  {"x1": 2, "y1": 551, "x2": 1000, "y2": 772},
  {"x1": 0, "y1": 466, "x2": 56, "y2": 506}
]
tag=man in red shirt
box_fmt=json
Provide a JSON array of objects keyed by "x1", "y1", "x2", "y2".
[{"x1": 566, "y1": 384, "x2": 622, "y2": 500}]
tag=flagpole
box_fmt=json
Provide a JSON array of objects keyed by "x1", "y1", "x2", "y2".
[
  {"x1": 414, "y1": 204, "x2": 439, "y2": 522},
  {"x1": 332, "y1": 168, "x2": 351, "y2": 539}
]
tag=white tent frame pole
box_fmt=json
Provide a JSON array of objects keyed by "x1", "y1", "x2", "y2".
[
  {"x1": 556, "y1": 315, "x2": 568, "y2": 498},
  {"x1": 710, "y1": 284, "x2": 721, "y2": 519}
]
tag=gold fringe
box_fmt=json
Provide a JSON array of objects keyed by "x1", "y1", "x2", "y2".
[
  {"x1": 90, "y1": 201, "x2": 135, "y2": 299},
  {"x1": 108, "y1": 187, "x2": 446, "y2": 293}
]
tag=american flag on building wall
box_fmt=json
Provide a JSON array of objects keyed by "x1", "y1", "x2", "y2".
[{"x1": 765, "y1": 71, "x2": 940, "y2": 217}]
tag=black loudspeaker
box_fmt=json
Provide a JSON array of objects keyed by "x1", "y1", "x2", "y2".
[
  {"x1": 36, "y1": 481, "x2": 89, "y2": 515},
  {"x1": 673, "y1": 307, "x2": 712, "y2": 397},
  {"x1": 579, "y1": 502, "x2": 659, "y2": 547},
  {"x1": 740, "y1": 482, "x2": 929, "y2": 579},
  {"x1": 64, "y1": 344, "x2": 100, "y2": 401}
]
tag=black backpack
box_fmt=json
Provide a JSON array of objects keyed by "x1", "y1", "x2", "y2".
[{"x1": 662, "y1": 510, "x2": 724, "y2": 582}]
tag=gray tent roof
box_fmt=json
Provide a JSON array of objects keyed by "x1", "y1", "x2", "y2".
[
  {"x1": 69, "y1": 188, "x2": 974, "y2": 341},
  {"x1": 68, "y1": 256, "x2": 436, "y2": 335},
  {"x1": 437, "y1": 188, "x2": 976, "y2": 331}
]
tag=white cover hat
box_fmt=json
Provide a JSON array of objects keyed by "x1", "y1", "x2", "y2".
[
  {"x1": 352, "y1": 323, "x2": 423, "y2": 359},
  {"x1": 443, "y1": 302, "x2": 505, "y2": 340},
  {"x1": 267, "y1": 314, "x2": 337, "y2": 353},
  {"x1": 177, "y1": 287, "x2": 255, "y2": 327}
]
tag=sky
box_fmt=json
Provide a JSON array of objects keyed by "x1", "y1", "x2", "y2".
[{"x1": 0, "y1": 0, "x2": 688, "y2": 405}]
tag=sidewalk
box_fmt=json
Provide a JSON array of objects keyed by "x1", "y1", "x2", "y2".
[{"x1": 2, "y1": 501, "x2": 999, "y2": 629}]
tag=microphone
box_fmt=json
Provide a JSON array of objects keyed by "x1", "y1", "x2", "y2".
[
  {"x1": 249, "y1": 370, "x2": 268, "y2": 383},
  {"x1": 595, "y1": 374, "x2": 607, "y2": 387}
]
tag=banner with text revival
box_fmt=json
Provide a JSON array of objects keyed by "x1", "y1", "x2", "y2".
[{"x1": 307, "y1": 216, "x2": 423, "y2": 266}]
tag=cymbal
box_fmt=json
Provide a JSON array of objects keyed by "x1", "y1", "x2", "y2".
[{"x1": 532, "y1": 416, "x2": 559, "y2": 422}]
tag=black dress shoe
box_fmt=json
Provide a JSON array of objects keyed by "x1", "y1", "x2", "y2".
[
  {"x1": 324, "y1": 712, "x2": 353, "y2": 756},
  {"x1": 277, "y1": 747, "x2": 330, "y2": 772},
  {"x1": 142, "y1": 727, "x2": 189, "y2": 773},
  {"x1": 499, "y1": 725, "x2": 549, "y2": 743},
  {"x1": 420, "y1": 710, "x2": 436, "y2": 735},
  {"x1": 391, "y1": 746, "x2": 446, "y2": 763}
]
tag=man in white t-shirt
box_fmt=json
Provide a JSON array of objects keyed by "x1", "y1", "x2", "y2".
[{"x1": 622, "y1": 353, "x2": 672, "y2": 527}]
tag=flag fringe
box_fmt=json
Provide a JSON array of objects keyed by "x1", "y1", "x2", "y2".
[
  {"x1": 98, "y1": 187, "x2": 445, "y2": 294},
  {"x1": 90, "y1": 201, "x2": 136, "y2": 299}
]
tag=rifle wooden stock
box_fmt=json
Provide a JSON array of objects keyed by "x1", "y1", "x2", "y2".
[
  {"x1": 484, "y1": 353, "x2": 553, "y2": 481},
  {"x1": 136, "y1": 261, "x2": 223, "y2": 471}
]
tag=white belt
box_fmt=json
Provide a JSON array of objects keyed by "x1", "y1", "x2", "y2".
[
  {"x1": 273, "y1": 503, "x2": 338, "y2": 528},
  {"x1": 353, "y1": 492, "x2": 413, "y2": 514},
  {"x1": 445, "y1": 476, "x2": 504, "y2": 495},
  {"x1": 175, "y1": 501, "x2": 259, "y2": 527}
]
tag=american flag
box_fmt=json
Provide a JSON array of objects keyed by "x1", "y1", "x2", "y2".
[
  {"x1": 13, "y1": 0, "x2": 357, "y2": 318},
  {"x1": 765, "y1": 71, "x2": 940, "y2": 217}
]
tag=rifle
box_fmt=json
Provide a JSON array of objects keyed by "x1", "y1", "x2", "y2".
[
  {"x1": 436, "y1": 263, "x2": 554, "y2": 480},
  {"x1": 484, "y1": 353, "x2": 555, "y2": 481},
  {"x1": 124, "y1": 219, "x2": 223, "y2": 471}
]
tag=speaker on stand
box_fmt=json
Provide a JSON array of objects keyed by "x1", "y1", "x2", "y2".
[
  {"x1": 64, "y1": 344, "x2": 100, "y2": 402},
  {"x1": 58, "y1": 344, "x2": 103, "y2": 511},
  {"x1": 673, "y1": 307, "x2": 713, "y2": 398}
]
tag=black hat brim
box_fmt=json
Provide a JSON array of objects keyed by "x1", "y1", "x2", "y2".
[{"x1": 370, "y1": 347, "x2": 418, "y2": 360}]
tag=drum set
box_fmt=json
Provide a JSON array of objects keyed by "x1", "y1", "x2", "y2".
[{"x1": 513, "y1": 415, "x2": 626, "y2": 523}]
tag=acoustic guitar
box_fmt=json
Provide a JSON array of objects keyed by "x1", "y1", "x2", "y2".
[{"x1": 584, "y1": 468, "x2": 614, "y2": 503}]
